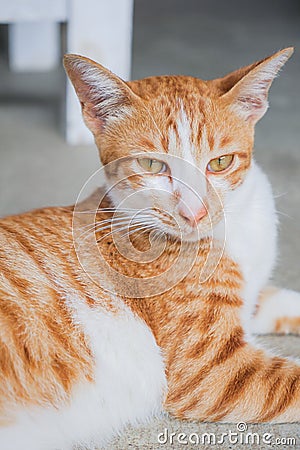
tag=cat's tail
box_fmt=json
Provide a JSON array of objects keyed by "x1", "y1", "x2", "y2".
[{"x1": 164, "y1": 300, "x2": 300, "y2": 423}]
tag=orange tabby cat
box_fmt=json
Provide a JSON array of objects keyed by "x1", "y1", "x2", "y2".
[{"x1": 0, "y1": 47, "x2": 299, "y2": 450}]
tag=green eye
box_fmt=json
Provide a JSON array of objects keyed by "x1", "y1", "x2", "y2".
[
  {"x1": 207, "y1": 154, "x2": 234, "y2": 173},
  {"x1": 138, "y1": 158, "x2": 166, "y2": 174}
]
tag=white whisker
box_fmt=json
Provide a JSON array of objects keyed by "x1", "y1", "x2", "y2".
[
  {"x1": 78, "y1": 218, "x2": 133, "y2": 240},
  {"x1": 96, "y1": 224, "x2": 137, "y2": 244},
  {"x1": 275, "y1": 209, "x2": 292, "y2": 219},
  {"x1": 76, "y1": 207, "x2": 154, "y2": 214},
  {"x1": 119, "y1": 223, "x2": 155, "y2": 239},
  {"x1": 78, "y1": 212, "x2": 159, "y2": 239},
  {"x1": 273, "y1": 191, "x2": 288, "y2": 199}
]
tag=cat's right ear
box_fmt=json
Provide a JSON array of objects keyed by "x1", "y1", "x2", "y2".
[{"x1": 64, "y1": 55, "x2": 139, "y2": 134}]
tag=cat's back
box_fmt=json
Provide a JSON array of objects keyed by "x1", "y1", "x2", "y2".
[
  {"x1": 0, "y1": 204, "x2": 74, "y2": 277},
  {"x1": 0, "y1": 204, "x2": 79, "y2": 314},
  {"x1": 0, "y1": 206, "x2": 95, "y2": 411}
]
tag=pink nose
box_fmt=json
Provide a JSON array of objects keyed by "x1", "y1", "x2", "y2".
[{"x1": 179, "y1": 205, "x2": 207, "y2": 227}]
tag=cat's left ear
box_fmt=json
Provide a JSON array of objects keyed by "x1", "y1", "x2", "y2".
[
  {"x1": 220, "y1": 47, "x2": 294, "y2": 125},
  {"x1": 64, "y1": 54, "x2": 140, "y2": 134}
]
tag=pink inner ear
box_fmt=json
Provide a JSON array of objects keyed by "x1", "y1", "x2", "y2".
[
  {"x1": 81, "y1": 101, "x2": 105, "y2": 132},
  {"x1": 238, "y1": 95, "x2": 265, "y2": 110}
]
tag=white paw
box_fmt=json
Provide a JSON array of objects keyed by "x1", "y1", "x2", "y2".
[{"x1": 252, "y1": 288, "x2": 300, "y2": 335}]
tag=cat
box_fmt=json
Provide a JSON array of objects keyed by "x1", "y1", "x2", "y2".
[{"x1": 0, "y1": 47, "x2": 300, "y2": 450}]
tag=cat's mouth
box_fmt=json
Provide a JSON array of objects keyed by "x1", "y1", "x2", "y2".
[
  {"x1": 153, "y1": 207, "x2": 222, "y2": 243},
  {"x1": 99, "y1": 204, "x2": 214, "y2": 244},
  {"x1": 154, "y1": 218, "x2": 213, "y2": 243},
  {"x1": 166, "y1": 227, "x2": 209, "y2": 243}
]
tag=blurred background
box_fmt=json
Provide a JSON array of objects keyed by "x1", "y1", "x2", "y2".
[{"x1": 0, "y1": 0, "x2": 299, "y2": 288}]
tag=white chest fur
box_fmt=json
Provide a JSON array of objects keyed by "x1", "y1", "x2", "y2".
[
  {"x1": 215, "y1": 161, "x2": 278, "y2": 329},
  {"x1": 1, "y1": 301, "x2": 166, "y2": 450}
]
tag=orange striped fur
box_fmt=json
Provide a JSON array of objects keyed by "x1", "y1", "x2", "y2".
[{"x1": 1, "y1": 199, "x2": 299, "y2": 425}]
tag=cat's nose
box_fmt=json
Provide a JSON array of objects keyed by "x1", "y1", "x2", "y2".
[{"x1": 178, "y1": 205, "x2": 207, "y2": 227}]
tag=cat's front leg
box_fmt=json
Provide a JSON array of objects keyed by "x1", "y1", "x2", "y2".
[
  {"x1": 164, "y1": 290, "x2": 300, "y2": 423},
  {"x1": 161, "y1": 255, "x2": 300, "y2": 423},
  {"x1": 251, "y1": 285, "x2": 300, "y2": 335}
]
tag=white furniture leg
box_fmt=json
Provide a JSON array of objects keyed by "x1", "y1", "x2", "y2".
[
  {"x1": 9, "y1": 22, "x2": 60, "y2": 72},
  {"x1": 65, "y1": 0, "x2": 134, "y2": 144}
]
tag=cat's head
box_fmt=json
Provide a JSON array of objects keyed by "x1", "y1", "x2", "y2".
[{"x1": 64, "y1": 48, "x2": 293, "y2": 242}]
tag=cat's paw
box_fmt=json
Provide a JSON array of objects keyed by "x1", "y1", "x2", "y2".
[
  {"x1": 252, "y1": 287, "x2": 300, "y2": 335},
  {"x1": 273, "y1": 316, "x2": 300, "y2": 335}
]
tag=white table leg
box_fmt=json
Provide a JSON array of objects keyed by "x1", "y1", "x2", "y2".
[
  {"x1": 9, "y1": 22, "x2": 60, "y2": 72},
  {"x1": 65, "y1": 0, "x2": 134, "y2": 144}
]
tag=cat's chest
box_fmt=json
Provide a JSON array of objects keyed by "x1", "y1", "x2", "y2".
[{"x1": 215, "y1": 163, "x2": 277, "y2": 303}]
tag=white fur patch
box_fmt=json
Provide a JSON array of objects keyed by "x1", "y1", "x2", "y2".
[
  {"x1": 252, "y1": 288, "x2": 300, "y2": 334},
  {"x1": 177, "y1": 105, "x2": 195, "y2": 164},
  {"x1": 214, "y1": 160, "x2": 278, "y2": 336},
  {"x1": 0, "y1": 300, "x2": 166, "y2": 450},
  {"x1": 168, "y1": 105, "x2": 207, "y2": 214}
]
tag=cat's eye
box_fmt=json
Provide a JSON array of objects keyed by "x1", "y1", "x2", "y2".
[
  {"x1": 138, "y1": 158, "x2": 166, "y2": 174},
  {"x1": 207, "y1": 154, "x2": 234, "y2": 173}
]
